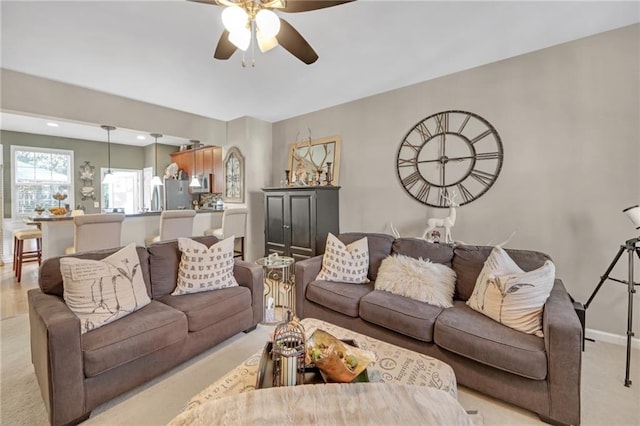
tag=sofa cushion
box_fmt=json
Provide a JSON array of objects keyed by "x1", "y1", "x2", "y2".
[
  {"x1": 359, "y1": 290, "x2": 443, "y2": 342},
  {"x1": 61, "y1": 243, "x2": 152, "y2": 333},
  {"x1": 434, "y1": 301, "x2": 547, "y2": 380},
  {"x1": 338, "y1": 233, "x2": 395, "y2": 281},
  {"x1": 466, "y1": 247, "x2": 555, "y2": 337},
  {"x1": 159, "y1": 286, "x2": 251, "y2": 332},
  {"x1": 305, "y1": 280, "x2": 374, "y2": 317},
  {"x1": 316, "y1": 233, "x2": 370, "y2": 284},
  {"x1": 172, "y1": 237, "x2": 238, "y2": 295},
  {"x1": 375, "y1": 254, "x2": 456, "y2": 308},
  {"x1": 452, "y1": 245, "x2": 551, "y2": 301},
  {"x1": 148, "y1": 236, "x2": 220, "y2": 299},
  {"x1": 82, "y1": 300, "x2": 187, "y2": 377},
  {"x1": 392, "y1": 238, "x2": 455, "y2": 267}
]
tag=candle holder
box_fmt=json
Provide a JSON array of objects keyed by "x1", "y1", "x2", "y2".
[{"x1": 325, "y1": 162, "x2": 333, "y2": 186}]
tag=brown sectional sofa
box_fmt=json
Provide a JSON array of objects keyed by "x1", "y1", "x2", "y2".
[
  {"x1": 295, "y1": 233, "x2": 582, "y2": 425},
  {"x1": 28, "y1": 236, "x2": 263, "y2": 426}
]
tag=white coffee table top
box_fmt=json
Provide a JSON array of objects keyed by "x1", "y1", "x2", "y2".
[{"x1": 169, "y1": 382, "x2": 472, "y2": 426}]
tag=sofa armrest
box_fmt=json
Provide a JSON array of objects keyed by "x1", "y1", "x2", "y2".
[
  {"x1": 233, "y1": 260, "x2": 264, "y2": 325},
  {"x1": 294, "y1": 255, "x2": 323, "y2": 318},
  {"x1": 28, "y1": 288, "x2": 86, "y2": 426},
  {"x1": 542, "y1": 279, "x2": 582, "y2": 426}
]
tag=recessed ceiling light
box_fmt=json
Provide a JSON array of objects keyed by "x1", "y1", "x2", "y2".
[
  {"x1": 137, "y1": 135, "x2": 146, "y2": 140},
  {"x1": 46, "y1": 122, "x2": 59, "y2": 127}
]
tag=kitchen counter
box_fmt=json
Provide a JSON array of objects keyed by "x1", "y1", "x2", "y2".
[
  {"x1": 31, "y1": 209, "x2": 225, "y2": 259},
  {"x1": 30, "y1": 207, "x2": 224, "y2": 221}
]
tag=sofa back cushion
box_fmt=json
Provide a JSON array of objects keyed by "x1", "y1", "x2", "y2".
[
  {"x1": 391, "y1": 238, "x2": 455, "y2": 267},
  {"x1": 148, "y1": 235, "x2": 220, "y2": 298},
  {"x1": 338, "y1": 233, "x2": 395, "y2": 281},
  {"x1": 453, "y1": 245, "x2": 551, "y2": 301},
  {"x1": 39, "y1": 246, "x2": 152, "y2": 298}
]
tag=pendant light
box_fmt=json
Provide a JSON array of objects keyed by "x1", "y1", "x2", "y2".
[
  {"x1": 101, "y1": 125, "x2": 116, "y2": 184},
  {"x1": 189, "y1": 140, "x2": 201, "y2": 188},
  {"x1": 150, "y1": 133, "x2": 163, "y2": 186}
]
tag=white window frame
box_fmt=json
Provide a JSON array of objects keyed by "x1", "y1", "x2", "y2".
[
  {"x1": 100, "y1": 167, "x2": 143, "y2": 214},
  {"x1": 11, "y1": 145, "x2": 74, "y2": 218}
]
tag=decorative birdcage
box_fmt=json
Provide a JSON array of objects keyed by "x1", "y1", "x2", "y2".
[{"x1": 272, "y1": 311, "x2": 306, "y2": 386}]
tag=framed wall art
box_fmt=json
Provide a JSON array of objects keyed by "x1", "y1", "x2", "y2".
[
  {"x1": 223, "y1": 146, "x2": 245, "y2": 203},
  {"x1": 287, "y1": 135, "x2": 341, "y2": 186}
]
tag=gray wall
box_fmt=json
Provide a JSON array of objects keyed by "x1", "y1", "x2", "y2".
[
  {"x1": 1, "y1": 130, "x2": 164, "y2": 214},
  {"x1": 272, "y1": 24, "x2": 639, "y2": 337}
]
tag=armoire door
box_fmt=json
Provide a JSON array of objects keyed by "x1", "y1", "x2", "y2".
[
  {"x1": 264, "y1": 192, "x2": 286, "y2": 255},
  {"x1": 288, "y1": 191, "x2": 315, "y2": 261}
]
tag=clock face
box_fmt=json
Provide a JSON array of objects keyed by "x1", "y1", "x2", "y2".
[
  {"x1": 224, "y1": 147, "x2": 244, "y2": 203},
  {"x1": 396, "y1": 110, "x2": 503, "y2": 207}
]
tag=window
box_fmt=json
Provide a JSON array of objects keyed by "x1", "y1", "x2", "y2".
[
  {"x1": 101, "y1": 168, "x2": 143, "y2": 214},
  {"x1": 12, "y1": 146, "x2": 74, "y2": 217}
]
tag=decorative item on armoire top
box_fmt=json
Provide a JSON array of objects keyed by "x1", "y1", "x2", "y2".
[
  {"x1": 223, "y1": 146, "x2": 245, "y2": 203},
  {"x1": 288, "y1": 134, "x2": 341, "y2": 186},
  {"x1": 396, "y1": 110, "x2": 503, "y2": 207}
]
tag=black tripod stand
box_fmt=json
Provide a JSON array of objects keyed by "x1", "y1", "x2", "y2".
[{"x1": 584, "y1": 237, "x2": 639, "y2": 387}]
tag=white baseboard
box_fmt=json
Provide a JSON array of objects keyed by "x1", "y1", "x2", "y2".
[{"x1": 585, "y1": 328, "x2": 640, "y2": 350}]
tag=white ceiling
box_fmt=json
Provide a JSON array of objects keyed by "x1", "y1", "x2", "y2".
[{"x1": 1, "y1": 1, "x2": 638, "y2": 145}]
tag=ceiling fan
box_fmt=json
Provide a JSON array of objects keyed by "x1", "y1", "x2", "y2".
[{"x1": 189, "y1": 0, "x2": 355, "y2": 65}]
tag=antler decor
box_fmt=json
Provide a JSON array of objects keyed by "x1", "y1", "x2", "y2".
[{"x1": 291, "y1": 130, "x2": 330, "y2": 186}]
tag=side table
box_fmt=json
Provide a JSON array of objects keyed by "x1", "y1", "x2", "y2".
[{"x1": 255, "y1": 255, "x2": 295, "y2": 323}]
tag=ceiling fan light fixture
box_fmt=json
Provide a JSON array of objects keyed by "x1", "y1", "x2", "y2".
[
  {"x1": 257, "y1": 30, "x2": 278, "y2": 52},
  {"x1": 255, "y1": 9, "x2": 280, "y2": 39},
  {"x1": 222, "y1": 6, "x2": 248, "y2": 33},
  {"x1": 229, "y1": 27, "x2": 251, "y2": 51}
]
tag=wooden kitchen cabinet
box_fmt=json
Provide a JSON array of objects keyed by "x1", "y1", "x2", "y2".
[
  {"x1": 170, "y1": 145, "x2": 223, "y2": 193},
  {"x1": 263, "y1": 186, "x2": 340, "y2": 261}
]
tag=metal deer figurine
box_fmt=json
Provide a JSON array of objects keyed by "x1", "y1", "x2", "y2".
[{"x1": 422, "y1": 192, "x2": 459, "y2": 243}]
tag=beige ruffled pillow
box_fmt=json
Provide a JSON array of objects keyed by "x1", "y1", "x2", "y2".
[
  {"x1": 375, "y1": 254, "x2": 456, "y2": 308},
  {"x1": 172, "y1": 236, "x2": 238, "y2": 295},
  {"x1": 61, "y1": 243, "x2": 151, "y2": 334},
  {"x1": 467, "y1": 246, "x2": 555, "y2": 337},
  {"x1": 316, "y1": 233, "x2": 370, "y2": 284}
]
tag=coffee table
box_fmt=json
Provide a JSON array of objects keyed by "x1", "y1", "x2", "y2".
[{"x1": 181, "y1": 318, "x2": 458, "y2": 413}]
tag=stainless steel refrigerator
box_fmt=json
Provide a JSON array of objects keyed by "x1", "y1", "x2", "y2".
[{"x1": 164, "y1": 180, "x2": 194, "y2": 210}]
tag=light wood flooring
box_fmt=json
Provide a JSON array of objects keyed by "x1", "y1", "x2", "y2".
[{"x1": 1, "y1": 262, "x2": 39, "y2": 320}]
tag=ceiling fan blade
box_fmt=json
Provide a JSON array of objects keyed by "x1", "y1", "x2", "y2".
[
  {"x1": 186, "y1": 0, "x2": 221, "y2": 6},
  {"x1": 214, "y1": 30, "x2": 238, "y2": 60},
  {"x1": 277, "y1": 18, "x2": 318, "y2": 64},
  {"x1": 281, "y1": 0, "x2": 355, "y2": 13}
]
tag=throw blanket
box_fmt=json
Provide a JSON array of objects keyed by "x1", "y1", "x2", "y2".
[{"x1": 169, "y1": 382, "x2": 472, "y2": 426}]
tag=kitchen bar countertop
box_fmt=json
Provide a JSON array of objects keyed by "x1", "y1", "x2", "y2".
[
  {"x1": 32, "y1": 209, "x2": 225, "y2": 259},
  {"x1": 29, "y1": 207, "x2": 224, "y2": 222}
]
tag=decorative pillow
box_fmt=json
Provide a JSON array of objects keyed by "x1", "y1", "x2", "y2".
[
  {"x1": 315, "y1": 233, "x2": 370, "y2": 284},
  {"x1": 61, "y1": 243, "x2": 151, "y2": 334},
  {"x1": 466, "y1": 246, "x2": 555, "y2": 337},
  {"x1": 172, "y1": 236, "x2": 238, "y2": 295},
  {"x1": 375, "y1": 254, "x2": 456, "y2": 308}
]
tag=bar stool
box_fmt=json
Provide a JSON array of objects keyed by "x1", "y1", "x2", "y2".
[
  {"x1": 145, "y1": 210, "x2": 196, "y2": 246},
  {"x1": 13, "y1": 228, "x2": 43, "y2": 283},
  {"x1": 65, "y1": 213, "x2": 125, "y2": 254},
  {"x1": 204, "y1": 208, "x2": 248, "y2": 260}
]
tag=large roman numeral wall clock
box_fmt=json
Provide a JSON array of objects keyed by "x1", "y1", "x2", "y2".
[{"x1": 396, "y1": 110, "x2": 504, "y2": 207}]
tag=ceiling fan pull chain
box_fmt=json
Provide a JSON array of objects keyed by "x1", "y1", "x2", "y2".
[{"x1": 251, "y1": 20, "x2": 256, "y2": 67}]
